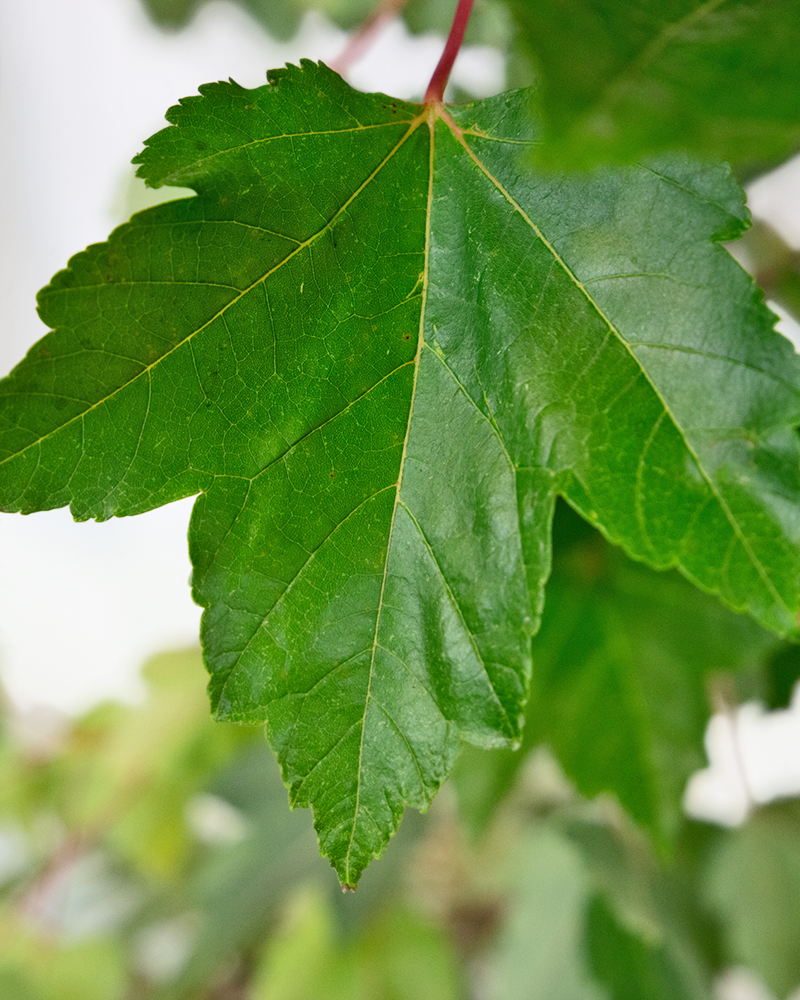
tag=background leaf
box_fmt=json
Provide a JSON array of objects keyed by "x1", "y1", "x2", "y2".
[
  {"x1": 507, "y1": 0, "x2": 800, "y2": 172},
  {"x1": 139, "y1": 0, "x2": 512, "y2": 52},
  {"x1": 704, "y1": 800, "x2": 800, "y2": 998},
  {"x1": 452, "y1": 503, "x2": 790, "y2": 844}
]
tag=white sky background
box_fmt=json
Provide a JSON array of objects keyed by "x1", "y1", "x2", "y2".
[{"x1": 3, "y1": 0, "x2": 800, "y2": 892}]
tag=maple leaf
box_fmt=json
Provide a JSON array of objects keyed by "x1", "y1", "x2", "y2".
[{"x1": 2, "y1": 62, "x2": 800, "y2": 885}]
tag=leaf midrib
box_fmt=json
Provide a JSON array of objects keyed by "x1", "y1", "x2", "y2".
[{"x1": 341, "y1": 105, "x2": 437, "y2": 888}]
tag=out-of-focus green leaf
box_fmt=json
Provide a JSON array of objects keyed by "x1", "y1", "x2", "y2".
[
  {"x1": 251, "y1": 885, "x2": 464, "y2": 1000},
  {"x1": 0, "y1": 935, "x2": 126, "y2": 1000},
  {"x1": 53, "y1": 649, "x2": 256, "y2": 877},
  {"x1": 486, "y1": 825, "x2": 604, "y2": 1000},
  {"x1": 733, "y1": 221, "x2": 800, "y2": 325},
  {"x1": 162, "y1": 745, "x2": 325, "y2": 995},
  {"x1": 586, "y1": 894, "x2": 704, "y2": 1000},
  {"x1": 563, "y1": 815, "x2": 715, "y2": 999},
  {"x1": 760, "y1": 644, "x2": 800, "y2": 711},
  {"x1": 139, "y1": 0, "x2": 509, "y2": 51},
  {"x1": 141, "y1": 0, "x2": 307, "y2": 39},
  {"x1": 704, "y1": 800, "x2": 800, "y2": 999},
  {"x1": 0, "y1": 969, "x2": 49, "y2": 1000},
  {"x1": 526, "y1": 514, "x2": 780, "y2": 844},
  {"x1": 0, "y1": 649, "x2": 259, "y2": 884},
  {"x1": 508, "y1": 0, "x2": 800, "y2": 172}
]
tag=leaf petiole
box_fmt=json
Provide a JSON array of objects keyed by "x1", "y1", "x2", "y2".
[{"x1": 424, "y1": 0, "x2": 474, "y2": 104}]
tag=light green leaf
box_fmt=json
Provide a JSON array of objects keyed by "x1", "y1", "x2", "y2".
[
  {"x1": 2, "y1": 63, "x2": 800, "y2": 884},
  {"x1": 704, "y1": 801, "x2": 800, "y2": 999},
  {"x1": 486, "y1": 825, "x2": 605, "y2": 1000}
]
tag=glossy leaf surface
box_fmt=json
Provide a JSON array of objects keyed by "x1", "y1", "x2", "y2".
[{"x1": 2, "y1": 63, "x2": 800, "y2": 884}]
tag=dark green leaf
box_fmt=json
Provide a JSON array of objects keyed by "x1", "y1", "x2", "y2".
[
  {"x1": 3, "y1": 63, "x2": 800, "y2": 884},
  {"x1": 586, "y1": 893, "x2": 708, "y2": 1000},
  {"x1": 508, "y1": 0, "x2": 800, "y2": 171},
  {"x1": 761, "y1": 644, "x2": 800, "y2": 710}
]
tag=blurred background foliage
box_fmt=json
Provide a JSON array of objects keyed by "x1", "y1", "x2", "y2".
[
  {"x1": 3, "y1": 0, "x2": 800, "y2": 996},
  {"x1": 3, "y1": 504, "x2": 800, "y2": 998}
]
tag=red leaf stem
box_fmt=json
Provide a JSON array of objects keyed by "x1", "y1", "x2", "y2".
[{"x1": 424, "y1": 0, "x2": 475, "y2": 104}]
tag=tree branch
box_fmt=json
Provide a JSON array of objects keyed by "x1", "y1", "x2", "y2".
[{"x1": 330, "y1": 0, "x2": 410, "y2": 75}]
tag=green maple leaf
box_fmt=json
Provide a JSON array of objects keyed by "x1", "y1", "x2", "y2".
[{"x1": 2, "y1": 62, "x2": 800, "y2": 886}]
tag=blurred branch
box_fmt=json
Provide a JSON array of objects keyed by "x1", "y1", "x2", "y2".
[
  {"x1": 330, "y1": 0, "x2": 410, "y2": 74},
  {"x1": 732, "y1": 220, "x2": 800, "y2": 321}
]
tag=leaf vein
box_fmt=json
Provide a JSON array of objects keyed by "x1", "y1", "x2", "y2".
[
  {"x1": 455, "y1": 129, "x2": 792, "y2": 620},
  {"x1": 4, "y1": 118, "x2": 425, "y2": 473},
  {"x1": 397, "y1": 500, "x2": 512, "y2": 730}
]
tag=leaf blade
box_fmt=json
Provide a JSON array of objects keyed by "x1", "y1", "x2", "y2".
[{"x1": 4, "y1": 66, "x2": 800, "y2": 887}]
